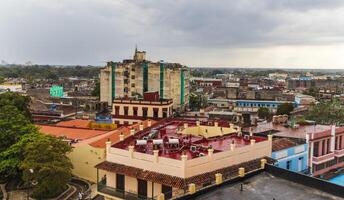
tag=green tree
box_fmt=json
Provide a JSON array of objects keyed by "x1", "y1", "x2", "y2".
[
  {"x1": 0, "y1": 105, "x2": 36, "y2": 153},
  {"x1": 0, "y1": 133, "x2": 38, "y2": 180},
  {"x1": 0, "y1": 75, "x2": 4, "y2": 84},
  {"x1": 189, "y1": 93, "x2": 208, "y2": 111},
  {"x1": 257, "y1": 107, "x2": 272, "y2": 120},
  {"x1": 0, "y1": 92, "x2": 32, "y2": 120},
  {"x1": 306, "y1": 98, "x2": 344, "y2": 125},
  {"x1": 46, "y1": 72, "x2": 59, "y2": 80},
  {"x1": 91, "y1": 80, "x2": 100, "y2": 98},
  {"x1": 303, "y1": 87, "x2": 318, "y2": 97},
  {"x1": 20, "y1": 134, "x2": 73, "y2": 199},
  {"x1": 276, "y1": 103, "x2": 294, "y2": 115}
]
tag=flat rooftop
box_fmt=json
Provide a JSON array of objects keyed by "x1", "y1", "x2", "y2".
[
  {"x1": 113, "y1": 119, "x2": 266, "y2": 160},
  {"x1": 250, "y1": 122, "x2": 332, "y2": 139},
  {"x1": 196, "y1": 172, "x2": 342, "y2": 200}
]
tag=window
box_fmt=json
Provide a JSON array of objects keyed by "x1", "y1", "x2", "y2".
[
  {"x1": 116, "y1": 174, "x2": 125, "y2": 192},
  {"x1": 313, "y1": 141, "x2": 319, "y2": 157},
  {"x1": 137, "y1": 179, "x2": 147, "y2": 198},
  {"x1": 115, "y1": 106, "x2": 120, "y2": 116},
  {"x1": 153, "y1": 108, "x2": 159, "y2": 118},
  {"x1": 286, "y1": 160, "x2": 292, "y2": 170},
  {"x1": 336, "y1": 136, "x2": 343, "y2": 150},
  {"x1": 327, "y1": 139, "x2": 330, "y2": 154},
  {"x1": 162, "y1": 185, "x2": 172, "y2": 199},
  {"x1": 131, "y1": 75, "x2": 135, "y2": 79},
  {"x1": 131, "y1": 83, "x2": 135, "y2": 87},
  {"x1": 124, "y1": 106, "x2": 128, "y2": 116},
  {"x1": 162, "y1": 108, "x2": 168, "y2": 118},
  {"x1": 133, "y1": 107, "x2": 138, "y2": 116},
  {"x1": 322, "y1": 140, "x2": 326, "y2": 155},
  {"x1": 142, "y1": 107, "x2": 148, "y2": 118}
]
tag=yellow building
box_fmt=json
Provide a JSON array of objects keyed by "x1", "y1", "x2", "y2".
[
  {"x1": 100, "y1": 49, "x2": 190, "y2": 111},
  {"x1": 38, "y1": 119, "x2": 155, "y2": 182}
]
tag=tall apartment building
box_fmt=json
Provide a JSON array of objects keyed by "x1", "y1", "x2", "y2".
[{"x1": 100, "y1": 49, "x2": 190, "y2": 110}]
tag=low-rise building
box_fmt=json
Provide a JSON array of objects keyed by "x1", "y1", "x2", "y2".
[
  {"x1": 234, "y1": 100, "x2": 295, "y2": 113},
  {"x1": 111, "y1": 91, "x2": 173, "y2": 125},
  {"x1": 38, "y1": 119, "x2": 155, "y2": 182},
  {"x1": 0, "y1": 83, "x2": 23, "y2": 93},
  {"x1": 295, "y1": 94, "x2": 316, "y2": 107},
  {"x1": 272, "y1": 138, "x2": 308, "y2": 173},
  {"x1": 306, "y1": 126, "x2": 344, "y2": 177},
  {"x1": 251, "y1": 122, "x2": 344, "y2": 177},
  {"x1": 95, "y1": 119, "x2": 272, "y2": 200},
  {"x1": 191, "y1": 77, "x2": 222, "y2": 87}
]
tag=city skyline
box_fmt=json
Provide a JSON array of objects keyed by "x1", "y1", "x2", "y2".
[{"x1": 1, "y1": 0, "x2": 344, "y2": 68}]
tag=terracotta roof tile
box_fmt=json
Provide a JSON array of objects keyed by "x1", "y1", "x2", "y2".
[
  {"x1": 38, "y1": 125, "x2": 107, "y2": 140},
  {"x1": 56, "y1": 119, "x2": 91, "y2": 128},
  {"x1": 95, "y1": 157, "x2": 274, "y2": 189}
]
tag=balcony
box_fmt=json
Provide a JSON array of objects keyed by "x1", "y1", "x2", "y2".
[
  {"x1": 312, "y1": 152, "x2": 335, "y2": 164},
  {"x1": 97, "y1": 183, "x2": 155, "y2": 200},
  {"x1": 334, "y1": 148, "x2": 344, "y2": 157}
]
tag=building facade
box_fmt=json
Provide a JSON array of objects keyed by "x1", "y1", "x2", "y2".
[
  {"x1": 234, "y1": 100, "x2": 296, "y2": 113},
  {"x1": 112, "y1": 92, "x2": 173, "y2": 125},
  {"x1": 96, "y1": 119, "x2": 272, "y2": 200},
  {"x1": 100, "y1": 49, "x2": 190, "y2": 110},
  {"x1": 272, "y1": 138, "x2": 308, "y2": 173},
  {"x1": 307, "y1": 126, "x2": 344, "y2": 176}
]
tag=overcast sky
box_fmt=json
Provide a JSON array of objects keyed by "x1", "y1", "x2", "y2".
[{"x1": 1, "y1": 0, "x2": 344, "y2": 68}]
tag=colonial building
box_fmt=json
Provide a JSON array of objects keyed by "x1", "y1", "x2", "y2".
[
  {"x1": 306, "y1": 126, "x2": 344, "y2": 176},
  {"x1": 96, "y1": 119, "x2": 272, "y2": 200},
  {"x1": 100, "y1": 49, "x2": 190, "y2": 110},
  {"x1": 251, "y1": 122, "x2": 344, "y2": 177},
  {"x1": 112, "y1": 91, "x2": 173, "y2": 125}
]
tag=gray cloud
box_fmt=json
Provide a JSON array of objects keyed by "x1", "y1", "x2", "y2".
[{"x1": 1, "y1": 0, "x2": 344, "y2": 68}]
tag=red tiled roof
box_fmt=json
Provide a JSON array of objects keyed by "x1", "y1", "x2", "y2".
[
  {"x1": 38, "y1": 125, "x2": 107, "y2": 140},
  {"x1": 56, "y1": 119, "x2": 91, "y2": 129},
  {"x1": 89, "y1": 127, "x2": 130, "y2": 148},
  {"x1": 96, "y1": 157, "x2": 274, "y2": 188}
]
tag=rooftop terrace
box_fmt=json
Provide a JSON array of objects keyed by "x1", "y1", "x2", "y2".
[
  {"x1": 112, "y1": 119, "x2": 266, "y2": 160},
  {"x1": 195, "y1": 172, "x2": 342, "y2": 200}
]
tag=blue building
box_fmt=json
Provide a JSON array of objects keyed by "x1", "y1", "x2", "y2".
[
  {"x1": 271, "y1": 138, "x2": 308, "y2": 173},
  {"x1": 236, "y1": 100, "x2": 296, "y2": 109},
  {"x1": 234, "y1": 100, "x2": 297, "y2": 113}
]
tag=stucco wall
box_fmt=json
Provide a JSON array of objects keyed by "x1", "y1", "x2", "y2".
[
  {"x1": 69, "y1": 144, "x2": 106, "y2": 182},
  {"x1": 106, "y1": 139, "x2": 272, "y2": 178},
  {"x1": 272, "y1": 144, "x2": 309, "y2": 172}
]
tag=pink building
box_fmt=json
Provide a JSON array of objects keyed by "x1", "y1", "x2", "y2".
[
  {"x1": 307, "y1": 126, "x2": 344, "y2": 176},
  {"x1": 251, "y1": 122, "x2": 344, "y2": 177}
]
